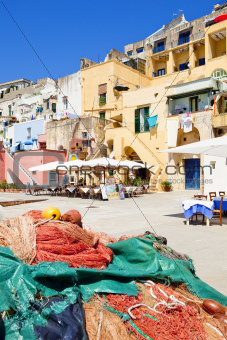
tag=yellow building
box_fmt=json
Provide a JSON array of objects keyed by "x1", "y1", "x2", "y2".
[{"x1": 81, "y1": 3, "x2": 227, "y2": 191}]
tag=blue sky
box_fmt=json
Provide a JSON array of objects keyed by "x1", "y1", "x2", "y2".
[{"x1": 1, "y1": 0, "x2": 216, "y2": 83}]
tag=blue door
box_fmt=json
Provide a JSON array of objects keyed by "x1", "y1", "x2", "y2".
[{"x1": 185, "y1": 159, "x2": 200, "y2": 189}]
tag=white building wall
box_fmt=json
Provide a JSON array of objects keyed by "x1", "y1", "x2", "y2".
[
  {"x1": 204, "y1": 155, "x2": 227, "y2": 196},
  {"x1": 57, "y1": 71, "x2": 81, "y2": 116}
]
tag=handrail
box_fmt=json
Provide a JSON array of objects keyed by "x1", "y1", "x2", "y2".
[
  {"x1": 6, "y1": 152, "x2": 39, "y2": 185},
  {"x1": 125, "y1": 127, "x2": 165, "y2": 167}
]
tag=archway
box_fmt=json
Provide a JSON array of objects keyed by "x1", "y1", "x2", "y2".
[
  {"x1": 124, "y1": 146, "x2": 150, "y2": 183},
  {"x1": 177, "y1": 127, "x2": 200, "y2": 147}
]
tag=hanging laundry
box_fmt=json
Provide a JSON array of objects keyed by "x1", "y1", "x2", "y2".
[
  {"x1": 147, "y1": 115, "x2": 158, "y2": 129},
  {"x1": 179, "y1": 113, "x2": 193, "y2": 133}
]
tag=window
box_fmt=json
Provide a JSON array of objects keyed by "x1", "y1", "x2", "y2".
[
  {"x1": 99, "y1": 94, "x2": 106, "y2": 105},
  {"x1": 0, "y1": 112, "x2": 2, "y2": 116},
  {"x1": 63, "y1": 97, "x2": 68, "y2": 109},
  {"x1": 127, "y1": 51, "x2": 133, "y2": 56},
  {"x1": 212, "y1": 69, "x2": 227, "y2": 80},
  {"x1": 190, "y1": 96, "x2": 198, "y2": 112},
  {"x1": 32, "y1": 171, "x2": 37, "y2": 175},
  {"x1": 98, "y1": 84, "x2": 107, "y2": 105},
  {"x1": 153, "y1": 41, "x2": 165, "y2": 54},
  {"x1": 157, "y1": 68, "x2": 165, "y2": 76},
  {"x1": 179, "y1": 63, "x2": 189, "y2": 71},
  {"x1": 52, "y1": 103, "x2": 56, "y2": 113},
  {"x1": 46, "y1": 100, "x2": 49, "y2": 110},
  {"x1": 27, "y1": 127, "x2": 31, "y2": 138},
  {"x1": 152, "y1": 72, "x2": 156, "y2": 78},
  {"x1": 9, "y1": 139, "x2": 12, "y2": 146},
  {"x1": 178, "y1": 30, "x2": 190, "y2": 45},
  {"x1": 136, "y1": 47, "x2": 144, "y2": 53},
  {"x1": 8, "y1": 105, "x2": 11, "y2": 116},
  {"x1": 82, "y1": 131, "x2": 88, "y2": 139},
  {"x1": 135, "y1": 107, "x2": 149, "y2": 133},
  {"x1": 199, "y1": 58, "x2": 205, "y2": 66},
  {"x1": 99, "y1": 112, "x2": 105, "y2": 119}
]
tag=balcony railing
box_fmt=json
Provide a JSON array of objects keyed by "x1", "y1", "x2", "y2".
[
  {"x1": 153, "y1": 45, "x2": 165, "y2": 54},
  {"x1": 178, "y1": 36, "x2": 190, "y2": 46}
]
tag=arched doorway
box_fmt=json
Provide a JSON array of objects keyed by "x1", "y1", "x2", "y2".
[{"x1": 124, "y1": 146, "x2": 150, "y2": 182}]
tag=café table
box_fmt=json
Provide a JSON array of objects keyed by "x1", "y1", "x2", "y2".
[
  {"x1": 47, "y1": 187, "x2": 59, "y2": 196},
  {"x1": 182, "y1": 200, "x2": 214, "y2": 226},
  {"x1": 66, "y1": 186, "x2": 77, "y2": 197},
  {"x1": 79, "y1": 187, "x2": 90, "y2": 199}
]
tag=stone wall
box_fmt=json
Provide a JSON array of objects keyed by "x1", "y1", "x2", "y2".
[{"x1": 46, "y1": 117, "x2": 110, "y2": 151}]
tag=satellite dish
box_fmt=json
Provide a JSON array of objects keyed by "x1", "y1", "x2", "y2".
[{"x1": 109, "y1": 151, "x2": 115, "y2": 159}]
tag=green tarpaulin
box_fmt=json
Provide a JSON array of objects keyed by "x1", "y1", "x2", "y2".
[{"x1": 0, "y1": 237, "x2": 226, "y2": 339}]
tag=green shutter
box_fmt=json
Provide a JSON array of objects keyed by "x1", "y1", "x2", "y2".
[
  {"x1": 144, "y1": 107, "x2": 149, "y2": 132},
  {"x1": 135, "y1": 109, "x2": 140, "y2": 133}
]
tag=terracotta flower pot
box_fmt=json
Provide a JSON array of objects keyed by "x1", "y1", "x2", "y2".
[{"x1": 164, "y1": 186, "x2": 171, "y2": 192}]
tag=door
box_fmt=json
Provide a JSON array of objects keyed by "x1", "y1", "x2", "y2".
[
  {"x1": 190, "y1": 96, "x2": 198, "y2": 112},
  {"x1": 49, "y1": 171, "x2": 58, "y2": 186},
  {"x1": 185, "y1": 159, "x2": 200, "y2": 190}
]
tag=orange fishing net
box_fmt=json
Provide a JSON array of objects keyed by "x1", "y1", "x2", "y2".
[
  {"x1": 32, "y1": 223, "x2": 113, "y2": 269},
  {"x1": 0, "y1": 216, "x2": 36, "y2": 264}
]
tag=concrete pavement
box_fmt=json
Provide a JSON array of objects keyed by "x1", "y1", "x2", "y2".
[{"x1": 0, "y1": 190, "x2": 227, "y2": 296}]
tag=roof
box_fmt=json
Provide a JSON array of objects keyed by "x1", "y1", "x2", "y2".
[{"x1": 0, "y1": 78, "x2": 32, "y2": 88}]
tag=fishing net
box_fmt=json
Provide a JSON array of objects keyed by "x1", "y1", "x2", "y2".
[
  {"x1": 32, "y1": 223, "x2": 113, "y2": 269},
  {"x1": 0, "y1": 216, "x2": 36, "y2": 264},
  {"x1": 23, "y1": 210, "x2": 43, "y2": 222},
  {"x1": 100, "y1": 282, "x2": 226, "y2": 340},
  {"x1": 50, "y1": 221, "x2": 96, "y2": 247},
  {"x1": 83, "y1": 298, "x2": 137, "y2": 340}
]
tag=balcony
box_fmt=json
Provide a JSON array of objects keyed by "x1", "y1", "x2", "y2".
[
  {"x1": 178, "y1": 36, "x2": 190, "y2": 45},
  {"x1": 213, "y1": 113, "x2": 227, "y2": 128},
  {"x1": 153, "y1": 45, "x2": 165, "y2": 54}
]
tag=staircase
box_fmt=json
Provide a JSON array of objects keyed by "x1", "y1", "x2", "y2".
[
  {"x1": 7, "y1": 152, "x2": 39, "y2": 185},
  {"x1": 86, "y1": 139, "x2": 107, "y2": 161},
  {"x1": 106, "y1": 127, "x2": 165, "y2": 192}
]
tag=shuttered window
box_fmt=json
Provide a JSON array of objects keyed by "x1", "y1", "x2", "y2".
[
  {"x1": 135, "y1": 107, "x2": 149, "y2": 133},
  {"x1": 98, "y1": 84, "x2": 107, "y2": 95},
  {"x1": 135, "y1": 109, "x2": 140, "y2": 133}
]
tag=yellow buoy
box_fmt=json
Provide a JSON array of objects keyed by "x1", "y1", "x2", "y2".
[{"x1": 41, "y1": 206, "x2": 61, "y2": 220}]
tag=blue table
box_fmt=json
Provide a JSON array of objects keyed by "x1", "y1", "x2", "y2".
[
  {"x1": 213, "y1": 197, "x2": 227, "y2": 210},
  {"x1": 182, "y1": 200, "x2": 214, "y2": 226}
]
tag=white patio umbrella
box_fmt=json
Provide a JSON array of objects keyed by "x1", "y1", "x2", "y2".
[
  {"x1": 119, "y1": 160, "x2": 145, "y2": 168},
  {"x1": 84, "y1": 157, "x2": 120, "y2": 167},
  {"x1": 159, "y1": 136, "x2": 227, "y2": 157},
  {"x1": 29, "y1": 161, "x2": 67, "y2": 172},
  {"x1": 64, "y1": 159, "x2": 85, "y2": 168}
]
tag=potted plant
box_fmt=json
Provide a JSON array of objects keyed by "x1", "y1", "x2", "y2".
[
  {"x1": 161, "y1": 181, "x2": 172, "y2": 192},
  {"x1": 1, "y1": 179, "x2": 7, "y2": 192}
]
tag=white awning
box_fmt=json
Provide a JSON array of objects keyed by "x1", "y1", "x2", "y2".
[
  {"x1": 159, "y1": 136, "x2": 227, "y2": 157},
  {"x1": 29, "y1": 161, "x2": 66, "y2": 172}
]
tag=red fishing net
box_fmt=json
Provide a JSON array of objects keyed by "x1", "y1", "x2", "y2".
[
  {"x1": 102, "y1": 288, "x2": 209, "y2": 340},
  {"x1": 32, "y1": 224, "x2": 113, "y2": 269}
]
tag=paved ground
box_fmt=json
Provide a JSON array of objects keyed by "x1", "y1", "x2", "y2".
[{"x1": 0, "y1": 190, "x2": 227, "y2": 296}]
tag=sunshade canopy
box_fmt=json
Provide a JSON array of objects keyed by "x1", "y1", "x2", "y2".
[
  {"x1": 160, "y1": 136, "x2": 227, "y2": 157},
  {"x1": 29, "y1": 161, "x2": 66, "y2": 172}
]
